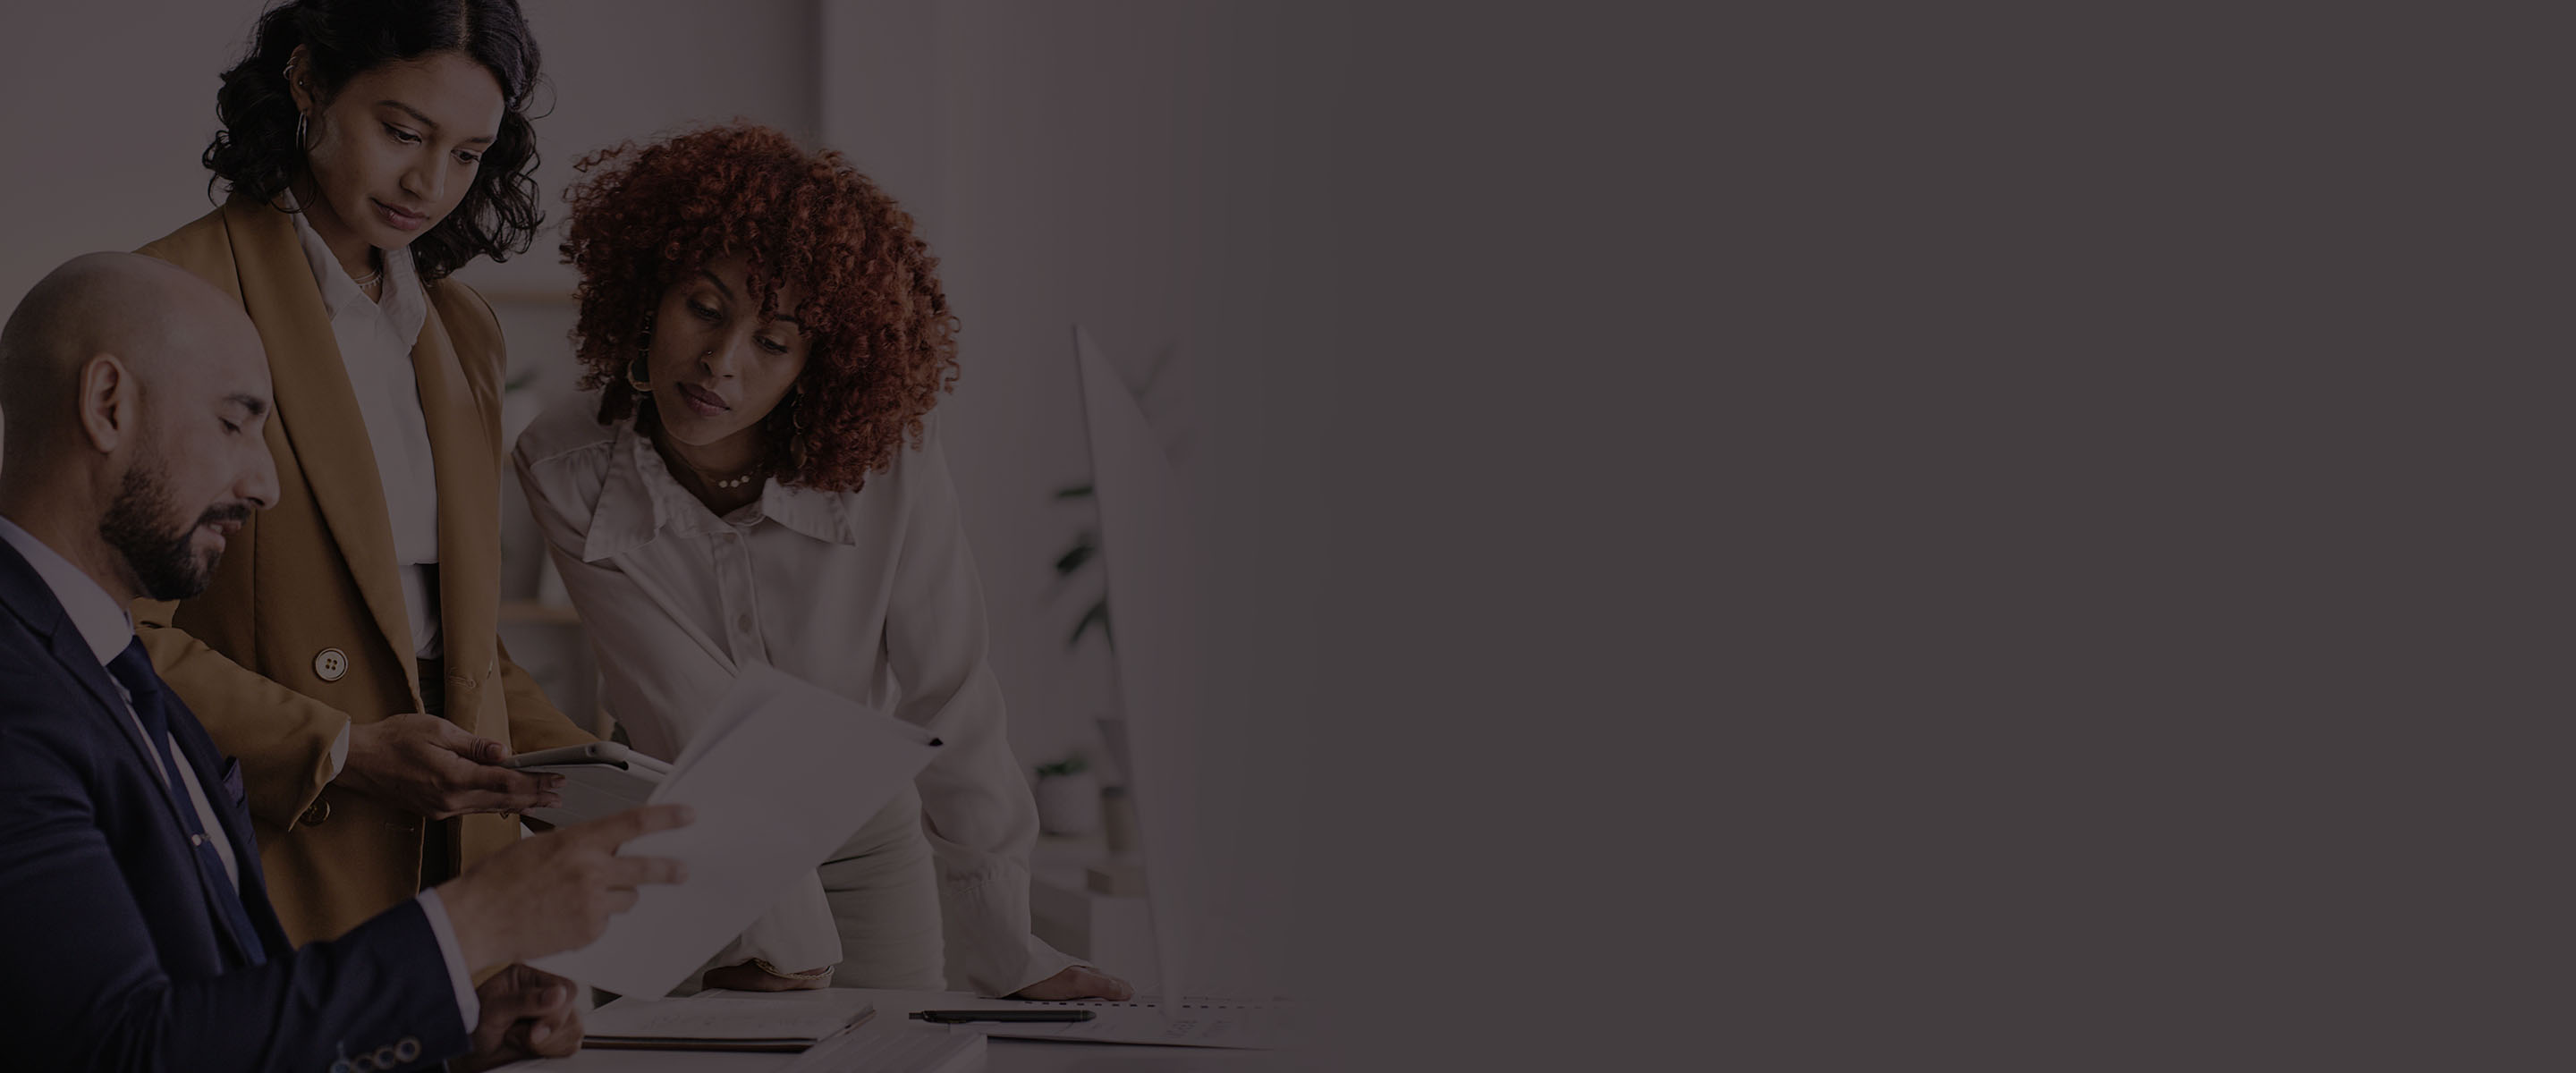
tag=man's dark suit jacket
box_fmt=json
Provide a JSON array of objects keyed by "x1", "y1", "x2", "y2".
[{"x1": 0, "y1": 536, "x2": 468, "y2": 1071}]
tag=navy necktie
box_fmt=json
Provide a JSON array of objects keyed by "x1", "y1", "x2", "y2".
[{"x1": 106, "y1": 638, "x2": 267, "y2": 967}]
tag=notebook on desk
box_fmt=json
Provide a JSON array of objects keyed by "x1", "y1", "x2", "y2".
[{"x1": 584, "y1": 992, "x2": 873, "y2": 1051}]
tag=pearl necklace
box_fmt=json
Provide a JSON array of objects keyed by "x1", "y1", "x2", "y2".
[{"x1": 709, "y1": 470, "x2": 759, "y2": 490}]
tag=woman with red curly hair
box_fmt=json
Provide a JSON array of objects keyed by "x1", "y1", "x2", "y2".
[{"x1": 513, "y1": 123, "x2": 1130, "y2": 1001}]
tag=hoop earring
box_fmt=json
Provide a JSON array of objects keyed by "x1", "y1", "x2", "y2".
[
  {"x1": 295, "y1": 111, "x2": 310, "y2": 151},
  {"x1": 783, "y1": 390, "x2": 809, "y2": 469},
  {"x1": 623, "y1": 317, "x2": 658, "y2": 393}
]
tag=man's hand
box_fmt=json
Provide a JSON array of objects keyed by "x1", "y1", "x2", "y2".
[
  {"x1": 702, "y1": 959, "x2": 833, "y2": 992},
  {"x1": 449, "y1": 965, "x2": 583, "y2": 1072},
  {"x1": 437, "y1": 804, "x2": 693, "y2": 970},
  {"x1": 1013, "y1": 965, "x2": 1134, "y2": 1001},
  {"x1": 338, "y1": 713, "x2": 564, "y2": 819}
]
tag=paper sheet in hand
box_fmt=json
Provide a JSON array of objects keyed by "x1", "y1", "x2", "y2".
[{"x1": 530, "y1": 663, "x2": 941, "y2": 997}]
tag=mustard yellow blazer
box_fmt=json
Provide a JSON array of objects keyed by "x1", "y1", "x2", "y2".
[{"x1": 135, "y1": 197, "x2": 592, "y2": 946}]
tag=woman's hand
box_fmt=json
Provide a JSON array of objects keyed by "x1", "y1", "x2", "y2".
[
  {"x1": 342, "y1": 713, "x2": 563, "y2": 819},
  {"x1": 702, "y1": 959, "x2": 834, "y2": 992},
  {"x1": 1013, "y1": 965, "x2": 1134, "y2": 1001}
]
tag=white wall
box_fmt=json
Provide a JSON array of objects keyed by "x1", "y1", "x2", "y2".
[{"x1": 0, "y1": 1, "x2": 276, "y2": 308}]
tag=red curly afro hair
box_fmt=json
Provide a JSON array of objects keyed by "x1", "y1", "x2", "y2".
[{"x1": 560, "y1": 122, "x2": 958, "y2": 492}]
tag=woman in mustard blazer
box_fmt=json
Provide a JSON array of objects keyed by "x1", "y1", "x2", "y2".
[{"x1": 134, "y1": 0, "x2": 589, "y2": 948}]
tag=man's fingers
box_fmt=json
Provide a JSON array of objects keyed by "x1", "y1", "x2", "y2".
[
  {"x1": 605, "y1": 854, "x2": 689, "y2": 890},
  {"x1": 519, "y1": 1007, "x2": 583, "y2": 1058},
  {"x1": 570, "y1": 803, "x2": 695, "y2": 848},
  {"x1": 480, "y1": 977, "x2": 556, "y2": 1022}
]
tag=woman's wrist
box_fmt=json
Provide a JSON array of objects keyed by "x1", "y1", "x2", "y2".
[{"x1": 749, "y1": 958, "x2": 834, "y2": 982}]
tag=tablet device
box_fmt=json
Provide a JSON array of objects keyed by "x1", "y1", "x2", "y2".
[{"x1": 501, "y1": 741, "x2": 671, "y2": 827}]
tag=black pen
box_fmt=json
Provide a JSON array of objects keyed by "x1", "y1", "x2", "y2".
[{"x1": 910, "y1": 1009, "x2": 1097, "y2": 1025}]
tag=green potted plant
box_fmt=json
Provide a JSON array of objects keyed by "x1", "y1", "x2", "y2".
[
  {"x1": 1052, "y1": 483, "x2": 1110, "y2": 649},
  {"x1": 1033, "y1": 755, "x2": 1100, "y2": 835}
]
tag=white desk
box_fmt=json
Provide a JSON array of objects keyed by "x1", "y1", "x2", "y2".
[{"x1": 502, "y1": 988, "x2": 1293, "y2": 1072}]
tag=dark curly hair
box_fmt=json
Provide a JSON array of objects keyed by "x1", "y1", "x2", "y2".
[
  {"x1": 561, "y1": 123, "x2": 961, "y2": 493},
  {"x1": 201, "y1": 0, "x2": 545, "y2": 281}
]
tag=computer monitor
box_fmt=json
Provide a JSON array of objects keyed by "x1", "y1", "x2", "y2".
[{"x1": 1073, "y1": 325, "x2": 1284, "y2": 1001}]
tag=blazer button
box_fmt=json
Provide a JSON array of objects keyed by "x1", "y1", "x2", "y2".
[
  {"x1": 301, "y1": 799, "x2": 331, "y2": 826},
  {"x1": 313, "y1": 647, "x2": 349, "y2": 681}
]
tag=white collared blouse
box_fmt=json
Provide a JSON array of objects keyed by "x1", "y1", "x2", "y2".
[
  {"x1": 281, "y1": 194, "x2": 444, "y2": 660},
  {"x1": 511, "y1": 394, "x2": 1076, "y2": 996}
]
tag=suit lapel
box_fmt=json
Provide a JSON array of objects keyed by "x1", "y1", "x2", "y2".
[
  {"x1": 0, "y1": 540, "x2": 182, "y2": 814},
  {"x1": 0, "y1": 539, "x2": 268, "y2": 964},
  {"x1": 220, "y1": 199, "x2": 422, "y2": 702},
  {"x1": 416, "y1": 288, "x2": 500, "y2": 723}
]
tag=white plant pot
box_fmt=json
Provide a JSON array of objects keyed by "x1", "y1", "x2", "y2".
[{"x1": 1036, "y1": 772, "x2": 1101, "y2": 836}]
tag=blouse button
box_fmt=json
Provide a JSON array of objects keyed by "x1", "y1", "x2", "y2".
[{"x1": 736, "y1": 613, "x2": 754, "y2": 634}]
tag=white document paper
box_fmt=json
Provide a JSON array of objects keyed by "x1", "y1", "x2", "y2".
[{"x1": 530, "y1": 663, "x2": 943, "y2": 997}]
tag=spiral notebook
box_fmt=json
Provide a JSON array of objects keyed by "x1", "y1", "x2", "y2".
[{"x1": 970, "y1": 998, "x2": 1295, "y2": 1050}]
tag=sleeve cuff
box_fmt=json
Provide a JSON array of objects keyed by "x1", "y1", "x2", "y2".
[
  {"x1": 414, "y1": 888, "x2": 480, "y2": 1035},
  {"x1": 327, "y1": 722, "x2": 350, "y2": 782}
]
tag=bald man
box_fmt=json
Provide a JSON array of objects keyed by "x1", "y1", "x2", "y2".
[{"x1": 0, "y1": 254, "x2": 692, "y2": 1072}]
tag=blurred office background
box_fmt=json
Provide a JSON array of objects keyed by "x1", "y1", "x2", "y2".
[{"x1": 0, "y1": 0, "x2": 1321, "y2": 994}]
